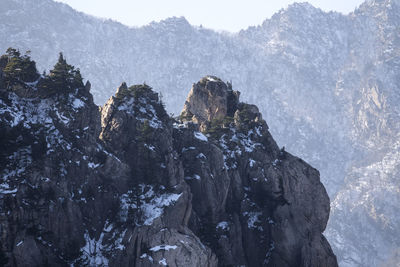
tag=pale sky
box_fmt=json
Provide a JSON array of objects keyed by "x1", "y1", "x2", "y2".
[{"x1": 55, "y1": 0, "x2": 365, "y2": 32}]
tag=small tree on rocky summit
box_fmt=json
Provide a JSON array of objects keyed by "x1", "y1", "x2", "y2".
[
  {"x1": 38, "y1": 52, "x2": 83, "y2": 94},
  {"x1": 1, "y1": 47, "x2": 39, "y2": 84},
  {"x1": 49, "y1": 53, "x2": 83, "y2": 88}
]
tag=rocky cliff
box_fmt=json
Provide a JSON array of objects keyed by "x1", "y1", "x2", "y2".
[
  {"x1": 2, "y1": 2, "x2": 400, "y2": 265},
  {"x1": 0, "y1": 51, "x2": 336, "y2": 266}
]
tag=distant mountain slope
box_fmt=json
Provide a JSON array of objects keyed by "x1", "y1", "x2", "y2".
[{"x1": 1, "y1": 0, "x2": 400, "y2": 266}]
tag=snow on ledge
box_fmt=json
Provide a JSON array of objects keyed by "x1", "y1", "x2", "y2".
[
  {"x1": 142, "y1": 192, "x2": 183, "y2": 225},
  {"x1": 149, "y1": 244, "x2": 178, "y2": 252},
  {"x1": 194, "y1": 131, "x2": 208, "y2": 142},
  {"x1": 73, "y1": 98, "x2": 85, "y2": 109},
  {"x1": 206, "y1": 76, "x2": 218, "y2": 82},
  {"x1": 216, "y1": 221, "x2": 230, "y2": 231}
]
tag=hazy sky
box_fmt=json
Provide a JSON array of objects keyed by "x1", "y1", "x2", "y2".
[{"x1": 56, "y1": 0, "x2": 365, "y2": 32}]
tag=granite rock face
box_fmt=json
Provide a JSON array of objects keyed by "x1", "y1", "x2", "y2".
[
  {"x1": 178, "y1": 77, "x2": 336, "y2": 266},
  {"x1": 181, "y1": 76, "x2": 240, "y2": 131},
  {"x1": 0, "y1": 53, "x2": 336, "y2": 266},
  {"x1": 2, "y1": 2, "x2": 400, "y2": 264}
]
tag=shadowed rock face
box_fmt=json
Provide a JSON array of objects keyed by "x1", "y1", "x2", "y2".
[
  {"x1": 3, "y1": 2, "x2": 400, "y2": 263},
  {"x1": 0, "y1": 51, "x2": 336, "y2": 267},
  {"x1": 0, "y1": 57, "x2": 217, "y2": 266},
  {"x1": 178, "y1": 77, "x2": 337, "y2": 267}
]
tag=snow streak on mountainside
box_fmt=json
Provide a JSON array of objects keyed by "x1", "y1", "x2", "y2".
[{"x1": 1, "y1": 0, "x2": 400, "y2": 266}]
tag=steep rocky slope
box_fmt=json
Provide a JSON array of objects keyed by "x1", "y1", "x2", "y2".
[
  {"x1": 178, "y1": 76, "x2": 336, "y2": 266},
  {"x1": 0, "y1": 52, "x2": 336, "y2": 266},
  {"x1": 1, "y1": 0, "x2": 400, "y2": 265}
]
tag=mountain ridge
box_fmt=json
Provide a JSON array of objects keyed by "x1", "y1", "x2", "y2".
[
  {"x1": 0, "y1": 50, "x2": 337, "y2": 266},
  {"x1": 1, "y1": 0, "x2": 400, "y2": 265}
]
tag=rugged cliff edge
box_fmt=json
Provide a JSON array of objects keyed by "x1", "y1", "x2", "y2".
[{"x1": 0, "y1": 51, "x2": 337, "y2": 266}]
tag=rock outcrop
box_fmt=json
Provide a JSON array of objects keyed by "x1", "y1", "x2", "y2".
[
  {"x1": 178, "y1": 77, "x2": 337, "y2": 266},
  {"x1": 0, "y1": 52, "x2": 336, "y2": 266},
  {"x1": 181, "y1": 76, "x2": 240, "y2": 131}
]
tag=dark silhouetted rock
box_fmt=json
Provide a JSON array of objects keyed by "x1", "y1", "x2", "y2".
[{"x1": 0, "y1": 53, "x2": 336, "y2": 266}]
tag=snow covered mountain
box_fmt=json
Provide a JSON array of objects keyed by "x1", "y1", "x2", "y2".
[{"x1": 1, "y1": 0, "x2": 400, "y2": 266}]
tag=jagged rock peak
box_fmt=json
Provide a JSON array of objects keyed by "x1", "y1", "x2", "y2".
[
  {"x1": 176, "y1": 76, "x2": 337, "y2": 267},
  {"x1": 84, "y1": 80, "x2": 91, "y2": 92},
  {"x1": 100, "y1": 82, "x2": 169, "y2": 153},
  {"x1": 115, "y1": 81, "x2": 128, "y2": 94},
  {"x1": 0, "y1": 46, "x2": 337, "y2": 266},
  {"x1": 114, "y1": 82, "x2": 158, "y2": 101},
  {"x1": 181, "y1": 76, "x2": 241, "y2": 131},
  {"x1": 105, "y1": 82, "x2": 166, "y2": 125}
]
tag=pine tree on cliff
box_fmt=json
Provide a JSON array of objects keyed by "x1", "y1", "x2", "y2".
[
  {"x1": 1, "y1": 47, "x2": 39, "y2": 85},
  {"x1": 49, "y1": 53, "x2": 83, "y2": 89},
  {"x1": 38, "y1": 52, "x2": 83, "y2": 95}
]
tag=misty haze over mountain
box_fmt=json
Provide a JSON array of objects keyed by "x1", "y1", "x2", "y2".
[{"x1": 1, "y1": 0, "x2": 400, "y2": 266}]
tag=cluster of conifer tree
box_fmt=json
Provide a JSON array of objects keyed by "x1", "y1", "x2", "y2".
[
  {"x1": 0, "y1": 48, "x2": 83, "y2": 95},
  {"x1": 0, "y1": 48, "x2": 39, "y2": 84}
]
